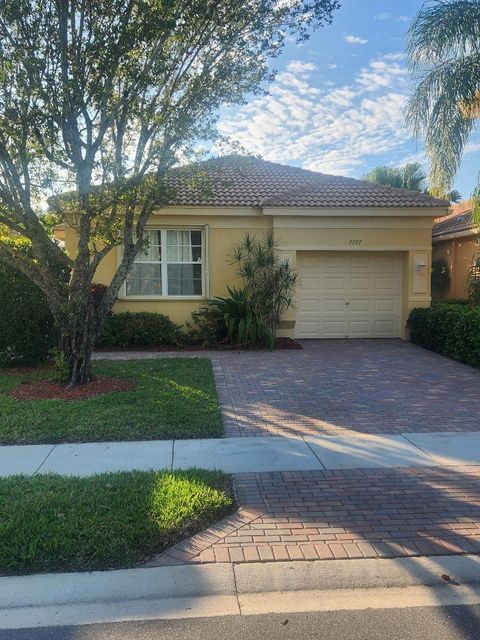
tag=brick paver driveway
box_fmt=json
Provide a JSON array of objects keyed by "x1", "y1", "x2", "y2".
[{"x1": 214, "y1": 339, "x2": 480, "y2": 437}]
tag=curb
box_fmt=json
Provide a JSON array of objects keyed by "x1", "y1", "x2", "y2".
[{"x1": 3, "y1": 555, "x2": 480, "y2": 629}]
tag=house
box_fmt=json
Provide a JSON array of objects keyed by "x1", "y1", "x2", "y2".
[
  {"x1": 432, "y1": 201, "x2": 480, "y2": 300},
  {"x1": 61, "y1": 156, "x2": 449, "y2": 339}
]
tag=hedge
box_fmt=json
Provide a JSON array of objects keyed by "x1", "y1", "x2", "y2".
[
  {"x1": 96, "y1": 311, "x2": 185, "y2": 348},
  {"x1": 408, "y1": 302, "x2": 480, "y2": 369},
  {"x1": 0, "y1": 263, "x2": 58, "y2": 367}
]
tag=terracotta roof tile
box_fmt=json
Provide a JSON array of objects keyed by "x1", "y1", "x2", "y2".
[
  {"x1": 433, "y1": 201, "x2": 477, "y2": 238},
  {"x1": 165, "y1": 156, "x2": 449, "y2": 209}
]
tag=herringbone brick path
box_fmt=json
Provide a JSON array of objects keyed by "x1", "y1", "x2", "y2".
[{"x1": 150, "y1": 466, "x2": 480, "y2": 565}]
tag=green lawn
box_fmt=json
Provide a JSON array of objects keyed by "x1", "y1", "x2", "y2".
[
  {"x1": 0, "y1": 359, "x2": 223, "y2": 444},
  {"x1": 0, "y1": 469, "x2": 233, "y2": 575}
]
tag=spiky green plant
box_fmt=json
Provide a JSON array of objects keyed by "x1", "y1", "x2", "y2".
[
  {"x1": 209, "y1": 287, "x2": 269, "y2": 347},
  {"x1": 363, "y1": 163, "x2": 428, "y2": 191},
  {"x1": 228, "y1": 233, "x2": 298, "y2": 348},
  {"x1": 406, "y1": 0, "x2": 480, "y2": 199}
]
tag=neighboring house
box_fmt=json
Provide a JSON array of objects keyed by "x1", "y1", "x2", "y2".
[
  {"x1": 432, "y1": 201, "x2": 480, "y2": 300},
  {"x1": 60, "y1": 156, "x2": 449, "y2": 339}
]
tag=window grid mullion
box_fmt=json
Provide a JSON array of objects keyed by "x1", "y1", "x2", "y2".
[{"x1": 161, "y1": 230, "x2": 168, "y2": 296}]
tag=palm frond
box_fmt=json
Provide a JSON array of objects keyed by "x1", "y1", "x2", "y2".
[
  {"x1": 406, "y1": 52, "x2": 480, "y2": 189},
  {"x1": 407, "y1": 0, "x2": 480, "y2": 68},
  {"x1": 363, "y1": 163, "x2": 427, "y2": 191}
]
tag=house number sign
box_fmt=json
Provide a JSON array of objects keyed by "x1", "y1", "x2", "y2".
[{"x1": 348, "y1": 239, "x2": 363, "y2": 245}]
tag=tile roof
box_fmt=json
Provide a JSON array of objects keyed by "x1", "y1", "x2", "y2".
[
  {"x1": 165, "y1": 156, "x2": 449, "y2": 209},
  {"x1": 432, "y1": 201, "x2": 478, "y2": 239}
]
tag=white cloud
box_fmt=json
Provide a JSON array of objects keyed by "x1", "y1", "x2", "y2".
[
  {"x1": 465, "y1": 142, "x2": 480, "y2": 154},
  {"x1": 285, "y1": 60, "x2": 317, "y2": 75},
  {"x1": 327, "y1": 63, "x2": 338, "y2": 70},
  {"x1": 216, "y1": 55, "x2": 413, "y2": 176},
  {"x1": 356, "y1": 58, "x2": 408, "y2": 91},
  {"x1": 374, "y1": 12, "x2": 410, "y2": 23},
  {"x1": 344, "y1": 35, "x2": 368, "y2": 45},
  {"x1": 397, "y1": 151, "x2": 428, "y2": 166},
  {"x1": 374, "y1": 12, "x2": 391, "y2": 21}
]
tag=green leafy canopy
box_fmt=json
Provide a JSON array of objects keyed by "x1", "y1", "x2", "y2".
[{"x1": 0, "y1": 0, "x2": 339, "y2": 384}]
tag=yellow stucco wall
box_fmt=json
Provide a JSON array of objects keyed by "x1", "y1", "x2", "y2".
[
  {"x1": 62, "y1": 205, "x2": 445, "y2": 338},
  {"x1": 432, "y1": 234, "x2": 480, "y2": 300}
]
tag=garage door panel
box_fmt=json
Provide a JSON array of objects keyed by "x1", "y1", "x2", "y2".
[
  {"x1": 324, "y1": 276, "x2": 347, "y2": 290},
  {"x1": 378, "y1": 278, "x2": 399, "y2": 291},
  {"x1": 322, "y1": 319, "x2": 349, "y2": 337},
  {"x1": 349, "y1": 298, "x2": 371, "y2": 312},
  {"x1": 298, "y1": 299, "x2": 321, "y2": 312},
  {"x1": 324, "y1": 255, "x2": 347, "y2": 268},
  {"x1": 295, "y1": 252, "x2": 402, "y2": 339},
  {"x1": 374, "y1": 320, "x2": 398, "y2": 335},
  {"x1": 349, "y1": 276, "x2": 371, "y2": 290},
  {"x1": 374, "y1": 298, "x2": 396, "y2": 312},
  {"x1": 349, "y1": 320, "x2": 371, "y2": 337},
  {"x1": 323, "y1": 298, "x2": 347, "y2": 312},
  {"x1": 300, "y1": 276, "x2": 319, "y2": 289}
]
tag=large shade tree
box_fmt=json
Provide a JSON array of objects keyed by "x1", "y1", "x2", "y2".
[
  {"x1": 0, "y1": 0, "x2": 339, "y2": 386},
  {"x1": 406, "y1": 0, "x2": 480, "y2": 203}
]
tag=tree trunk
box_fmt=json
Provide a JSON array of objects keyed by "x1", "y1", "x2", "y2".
[
  {"x1": 60, "y1": 294, "x2": 98, "y2": 389},
  {"x1": 61, "y1": 329, "x2": 95, "y2": 388}
]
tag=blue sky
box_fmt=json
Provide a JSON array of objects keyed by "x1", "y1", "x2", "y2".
[{"x1": 216, "y1": 0, "x2": 480, "y2": 198}]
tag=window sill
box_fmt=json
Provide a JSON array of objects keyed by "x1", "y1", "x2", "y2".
[{"x1": 118, "y1": 295, "x2": 206, "y2": 301}]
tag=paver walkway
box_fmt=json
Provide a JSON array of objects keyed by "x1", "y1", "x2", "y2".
[
  {"x1": 151, "y1": 466, "x2": 480, "y2": 566},
  {"x1": 96, "y1": 340, "x2": 480, "y2": 438}
]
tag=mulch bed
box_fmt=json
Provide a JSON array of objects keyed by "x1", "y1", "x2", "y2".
[{"x1": 8, "y1": 376, "x2": 136, "y2": 401}]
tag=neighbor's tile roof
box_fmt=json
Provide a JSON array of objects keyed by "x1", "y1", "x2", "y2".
[
  {"x1": 165, "y1": 156, "x2": 449, "y2": 209},
  {"x1": 432, "y1": 201, "x2": 477, "y2": 239}
]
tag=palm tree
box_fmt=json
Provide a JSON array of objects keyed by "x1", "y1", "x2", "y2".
[
  {"x1": 406, "y1": 0, "x2": 480, "y2": 194},
  {"x1": 428, "y1": 188, "x2": 463, "y2": 203},
  {"x1": 363, "y1": 163, "x2": 427, "y2": 191},
  {"x1": 364, "y1": 163, "x2": 462, "y2": 202}
]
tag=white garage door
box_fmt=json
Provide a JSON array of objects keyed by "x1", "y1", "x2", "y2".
[{"x1": 295, "y1": 252, "x2": 402, "y2": 339}]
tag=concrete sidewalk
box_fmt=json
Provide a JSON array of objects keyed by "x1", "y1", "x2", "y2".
[{"x1": 2, "y1": 431, "x2": 480, "y2": 477}]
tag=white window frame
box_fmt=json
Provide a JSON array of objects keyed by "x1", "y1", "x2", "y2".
[{"x1": 120, "y1": 227, "x2": 206, "y2": 300}]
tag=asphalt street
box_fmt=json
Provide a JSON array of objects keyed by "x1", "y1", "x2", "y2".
[{"x1": 3, "y1": 605, "x2": 480, "y2": 640}]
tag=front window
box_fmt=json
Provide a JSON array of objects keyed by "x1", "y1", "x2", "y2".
[{"x1": 125, "y1": 229, "x2": 203, "y2": 297}]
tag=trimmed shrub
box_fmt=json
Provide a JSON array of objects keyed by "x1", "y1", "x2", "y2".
[
  {"x1": 467, "y1": 265, "x2": 480, "y2": 307},
  {"x1": 96, "y1": 312, "x2": 184, "y2": 348},
  {"x1": 185, "y1": 306, "x2": 227, "y2": 348},
  {"x1": 408, "y1": 303, "x2": 480, "y2": 369},
  {"x1": 0, "y1": 263, "x2": 58, "y2": 367}
]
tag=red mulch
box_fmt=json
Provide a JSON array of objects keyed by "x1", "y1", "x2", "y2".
[{"x1": 8, "y1": 376, "x2": 136, "y2": 401}]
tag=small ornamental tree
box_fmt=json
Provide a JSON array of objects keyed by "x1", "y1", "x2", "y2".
[
  {"x1": 218, "y1": 233, "x2": 298, "y2": 348},
  {"x1": 0, "y1": 0, "x2": 339, "y2": 386}
]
